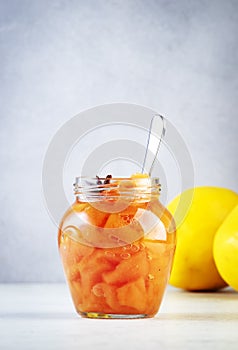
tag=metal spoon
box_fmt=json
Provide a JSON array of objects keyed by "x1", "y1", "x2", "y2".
[{"x1": 142, "y1": 114, "x2": 166, "y2": 175}]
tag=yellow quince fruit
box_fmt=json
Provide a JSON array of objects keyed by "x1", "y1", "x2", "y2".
[{"x1": 167, "y1": 187, "x2": 238, "y2": 291}]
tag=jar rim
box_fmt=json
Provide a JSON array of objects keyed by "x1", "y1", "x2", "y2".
[
  {"x1": 74, "y1": 175, "x2": 160, "y2": 181},
  {"x1": 73, "y1": 176, "x2": 161, "y2": 200}
]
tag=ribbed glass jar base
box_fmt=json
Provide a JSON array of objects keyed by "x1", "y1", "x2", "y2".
[{"x1": 78, "y1": 312, "x2": 152, "y2": 319}]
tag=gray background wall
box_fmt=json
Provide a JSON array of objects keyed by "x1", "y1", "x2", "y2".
[{"x1": 0, "y1": 0, "x2": 238, "y2": 282}]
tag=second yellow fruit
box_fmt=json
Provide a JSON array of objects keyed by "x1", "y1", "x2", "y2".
[{"x1": 213, "y1": 204, "x2": 238, "y2": 291}]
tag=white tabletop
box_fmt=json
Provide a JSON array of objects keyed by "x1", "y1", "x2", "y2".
[{"x1": 0, "y1": 283, "x2": 237, "y2": 349}]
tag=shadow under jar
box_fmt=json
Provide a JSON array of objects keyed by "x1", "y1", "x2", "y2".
[{"x1": 58, "y1": 176, "x2": 176, "y2": 319}]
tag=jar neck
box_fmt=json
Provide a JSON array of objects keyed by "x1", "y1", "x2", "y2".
[{"x1": 73, "y1": 176, "x2": 161, "y2": 203}]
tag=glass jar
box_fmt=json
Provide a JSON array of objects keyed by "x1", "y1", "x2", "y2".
[{"x1": 58, "y1": 176, "x2": 176, "y2": 319}]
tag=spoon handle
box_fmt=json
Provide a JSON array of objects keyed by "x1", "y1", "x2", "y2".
[{"x1": 142, "y1": 114, "x2": 166, "y2": 176}]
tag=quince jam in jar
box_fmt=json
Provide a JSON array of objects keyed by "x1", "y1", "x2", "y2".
[{"x1": 58, "y1": 174, "x2": 176, "y2": 319}]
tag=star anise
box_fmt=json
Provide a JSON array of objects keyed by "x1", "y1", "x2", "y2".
[{"x1": 96, "y1": 174, "x2": 112, "y2": 185}]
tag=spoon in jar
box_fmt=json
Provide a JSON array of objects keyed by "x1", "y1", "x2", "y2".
[{"x1": 142, "y1": 114, "x2": 166, "y2": 176}]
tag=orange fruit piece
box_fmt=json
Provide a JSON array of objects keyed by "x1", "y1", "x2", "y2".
[
  {"x1": 102, "y1": 250, "x2": 149, "y2": 286},
  {"x1": 82, "y1": 204, "x2": 110, "y2": 227},
  {"x1": 117, "y1": 277, "x2": 147, "y2": 313}
]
